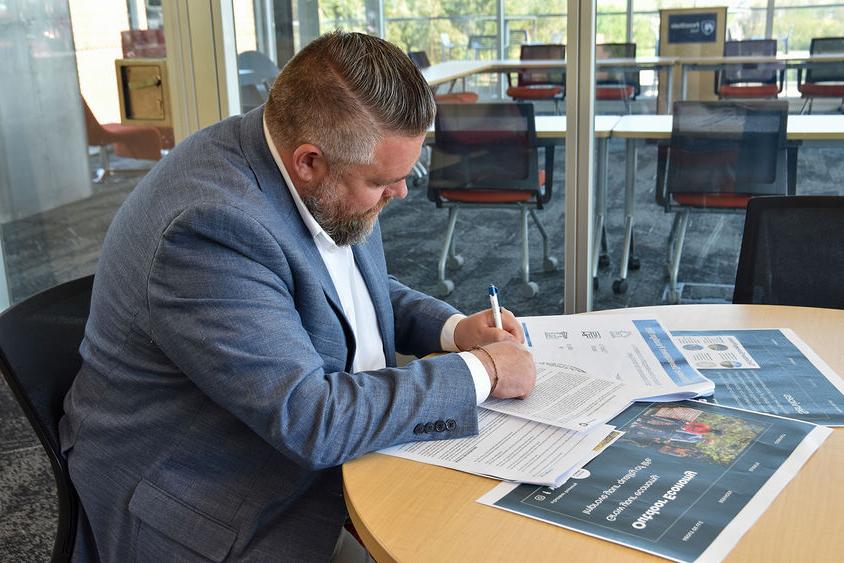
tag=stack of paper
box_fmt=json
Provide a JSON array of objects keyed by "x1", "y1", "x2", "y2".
[{"x1": 381, "y1": 314, "x2": 713, "y2": 487}]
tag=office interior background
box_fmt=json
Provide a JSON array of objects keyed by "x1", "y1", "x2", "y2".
[{"x1": 1, "y1": 0, "x2": 844, "y2": 557}]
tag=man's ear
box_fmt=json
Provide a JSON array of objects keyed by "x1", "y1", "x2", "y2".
[{"x1": 291, "y1": 144, "x2": 328, "y2": 185}]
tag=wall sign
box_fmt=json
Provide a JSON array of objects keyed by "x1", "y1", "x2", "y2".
[{"x1": 668, "y1": 13, "x2": 718, "y2": 44}]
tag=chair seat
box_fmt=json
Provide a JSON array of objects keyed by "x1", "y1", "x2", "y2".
[
  {"x1": 441, "y1": 170, "x2": 546, "y2": 203},
  {"x1": 435, "y1": 92, "x2": 480, "y2": 104},
  {"x1": 595, "y1": 85, "x2": 635, "y2": 100},
  {"x1": 507, "y1": 85, "x2": 564, "y2": 100},
  {"x1": 798, "y1": 82, "x2": 844, "y2": 97},
  {"x1": 98, "y1": 123, "x2": 163, "y2": 160},
  {"x1": 672, "y1": 193, "x2": 753, "y2": 209},
  {"x1": 719, "y1": 84, "x2": 780, "y2": 98}
]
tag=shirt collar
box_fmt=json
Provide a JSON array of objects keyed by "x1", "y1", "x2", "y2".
[{"x1": 262, "y1": 115, "x2": 339, "y2": 248}]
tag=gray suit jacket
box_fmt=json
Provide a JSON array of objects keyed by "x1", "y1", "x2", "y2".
[{"x1": 60, "y1": 107, "x2": 479, "y2": 562}]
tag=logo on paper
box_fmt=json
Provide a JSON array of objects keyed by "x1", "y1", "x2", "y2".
[
  {"x1": 544, "y1": 330, "x2": 568, "y2": 340},
  {"x1": 582, "y1": 330, "x2": 601, "y2": 339}
]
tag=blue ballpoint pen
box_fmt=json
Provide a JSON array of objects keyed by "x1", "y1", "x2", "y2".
[{"x1": 488, "y1": 285, "x2": 503, "y2": 330}]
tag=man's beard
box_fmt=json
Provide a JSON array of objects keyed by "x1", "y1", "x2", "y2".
[{"x1": 302, "y1": 173, "x2": 390, "y2": 246}]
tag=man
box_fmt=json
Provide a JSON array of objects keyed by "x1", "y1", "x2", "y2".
[{"x1": 60, "y1": 31, "x2": 535, "y2": 561}]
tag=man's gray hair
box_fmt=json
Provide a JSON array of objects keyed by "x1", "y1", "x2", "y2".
[{"x1": 265, "y1": 30, "x2": 435, "y2": 165}]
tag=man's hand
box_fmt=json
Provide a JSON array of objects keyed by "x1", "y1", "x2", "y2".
[
  {"x1": 454, "y1": 308, "x2": 525, "y2": 351},
  {"x1": 469, "y1": 341, "x2": 535, "y2": 399}
]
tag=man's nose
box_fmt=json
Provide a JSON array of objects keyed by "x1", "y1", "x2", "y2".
[{"x1": 386, "y1": 179, "x2": 408, "y2": 200}]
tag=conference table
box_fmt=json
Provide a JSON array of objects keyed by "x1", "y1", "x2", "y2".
[
  {"x1": 422, "y1": 57, "x2": 678, "y2": 113},
  {"x1": 343, "y1": 304, "x2": 844, "y2": 562},
  {"x1": 609, "y1": 114, "x2": 844, "y2": 293}
]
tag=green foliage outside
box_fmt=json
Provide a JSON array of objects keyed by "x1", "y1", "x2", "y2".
[{"x1": 316, "y1": 0, "x2": 844, "y2": 61}]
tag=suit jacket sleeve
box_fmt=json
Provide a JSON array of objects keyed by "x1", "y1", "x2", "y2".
[
  {"x1": 147, "y1": 202, "x2": 478, "y2": 471},
  {"x1": 388, "y1": 275, "x2": 460, "y2": 358}
]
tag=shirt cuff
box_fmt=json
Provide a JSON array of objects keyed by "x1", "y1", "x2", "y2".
[
  {"x1": 457, "y1": 351, "x2": 492, "y2": 405},
  {"x1": 440, "y1": 313, "x2": 467, "y2": 352}
]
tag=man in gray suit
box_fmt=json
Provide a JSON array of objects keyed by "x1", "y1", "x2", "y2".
[{"x1": 60, "y1": 31, "x2": 535, "y2": 561}]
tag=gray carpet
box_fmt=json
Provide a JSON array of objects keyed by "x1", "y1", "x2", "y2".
[{"x1": 2, "y1": 114, "x2": 843, "y2": 559}]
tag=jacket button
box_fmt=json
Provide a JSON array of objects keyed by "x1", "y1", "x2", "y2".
[
  {"x1": 424, "y1": 422, "x2": 435, "y2": 433},
  {"x1": 434, "y1": 420, "x2": 446, "y2": 432},
  {"x1": 445, "y1": 419, "x2": 456, "y2": 431},
  {"x1": 413, "y1": 423, "x2": 425, "y2": 435}
]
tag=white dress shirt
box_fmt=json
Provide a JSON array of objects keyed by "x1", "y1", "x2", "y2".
[{"x1": 262, "y1": 118, "x2": 490, "y2": 402}]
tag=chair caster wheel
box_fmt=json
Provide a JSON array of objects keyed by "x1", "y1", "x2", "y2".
[
  {"x1": 612, "y1": 279, "x2": 628, "y2": 294},
  {"x1": 436, "y1": 280, "x2": 454, "y2": 297},
  {"x1": 519, "y1": 281, "x2": 539, "y2": 298},
  {"x1": 447, "y1": 254, "x2": 464, "y2": 269},
  {"x1": 598, "y1": 254, "x2": 610, "y2": 269},
  {"x1": 593, "y1": 277, "x2": 599, "y2": 290},
  {"x1": 543, "y1": 256, "x2": 559, "y2": 272},
  {"x1": 629, "y1": 256, "x2": 641, "y2": 270}
]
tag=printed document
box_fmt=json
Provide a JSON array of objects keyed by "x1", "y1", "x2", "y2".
[
  {"x1": 482, "y1": 315, "x2": 713, "y2": 431},
  {"x1": 478, "y1": 400, "x2": 830, "y2": 562},
  {"x1": 379, "y1": 409, "x2": 621, "y2": 487},
  {"x1": 673, "y1": 328, "x2": 844, "y2": 426}
]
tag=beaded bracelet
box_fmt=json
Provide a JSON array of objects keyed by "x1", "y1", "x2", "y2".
[{"x1": 470, "y1": 345, "x2": 499, "y2": 395}]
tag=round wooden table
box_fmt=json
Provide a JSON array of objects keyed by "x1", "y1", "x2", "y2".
[{"x1": 343, "y1": 305, "x2": 844, "y2": 562}]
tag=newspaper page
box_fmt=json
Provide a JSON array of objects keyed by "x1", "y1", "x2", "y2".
[
  {"x1": 672, "y1": 328, "x2": 844, "y2": 426},
  {"x1": 478, "y1": 400, "x2": 830, "y2": 562}
]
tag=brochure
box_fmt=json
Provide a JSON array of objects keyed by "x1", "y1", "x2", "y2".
[
  {"x1": 478, "y1": 400, "x2": 830, "y2": 563},
  {"x1": 672, "y1": 328, "x2": 844, "y2": 426}
]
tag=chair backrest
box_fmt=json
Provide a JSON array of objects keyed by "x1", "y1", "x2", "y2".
[
  {"x1": 237, "y1": 50, "x2": 280, "y2": 87},
  {"x1": 734, "y1": 195, "x2": 844, "y2": 308},
  {"x1": 517, "y1": 43, "x2": 565, "y2": 87},
  {"x1": 428, "y1": 102, "x2": 539, "y2": 196},
  {"x1": 806, "y1": 37, "x2": 844, "y2": 83},
  {"x1": 722, "y1": 39, "x2": 779, "y2": 85},
  {"x1": 408, "y1": 50, "x2": 431, "y2": 69},
  {"x1": 663, "y1": 101, "x2": 788, "y2": 199},
  {"x1": 81, "y1": 98, "x2": 110, "y2": 147},
  {"x1": 596, "y1": 42, "x2": 640, "y2": 95},
  {"x1": 0, "y1": 275, "x2": 94, "y2": 562}
]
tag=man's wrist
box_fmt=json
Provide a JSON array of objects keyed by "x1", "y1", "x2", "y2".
[
  {"x1": 440, "y1": 313, "x2": 467, "y2": 351},
  {"x1": 457, "y1": 351, "x2": 492, "y2": 404}
]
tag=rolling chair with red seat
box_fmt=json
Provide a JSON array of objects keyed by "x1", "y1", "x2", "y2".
[
  {"x1": 797, "y1": 37, "x2": 844, "y2": 114},
  {"x1": 506, "y1": 44, "x2": 566, "y2": 114},
  {"x1": 82, "y1": 98, "x2": 165, "y2": 183},
  {"x1": 596, "y1": 43, "x2": 639, "y2": 113},
  {"x1": 427, "y1": 102, "x2": 558, "y2": 298},
  {"x1": 655, "y1": 100, "x2": 789, "y2": 304},
  {"x1": 717, "y1": 39, "x2": 784, "y2": 100}
]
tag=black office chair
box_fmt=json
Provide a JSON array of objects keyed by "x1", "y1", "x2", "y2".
[
  {"x1": 506, "y1": 44, "x2": 566, "y2": 114},
  {"x1": 717, "y1": 39, "x2": 784, "y2": 100},
  {"x1": 797, "y1": 37, "x2": 844, "y2": 114},
  {"x1": 427, "y1": 102, "x2": 557, "y2": 298},
  {"x1": 733, "y1": 195, "x2": 844, "y2": 308},
  {"x1": 237, "y1": 50, "x2": 280, "y2": 113},
  {"x1": 655, "y1": 101, "x2": 789, "y2": 304},
  {"x1": 595, "y1": 42, "x2": 639, "y2": 113},
  {"x1": 0, "y1": 275, "x2": 97, "y2": 562}
]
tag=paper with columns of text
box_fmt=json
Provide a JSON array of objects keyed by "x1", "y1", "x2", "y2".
[{"x1": 482, "y1": 314, "x2": 714, "y2": 432}]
